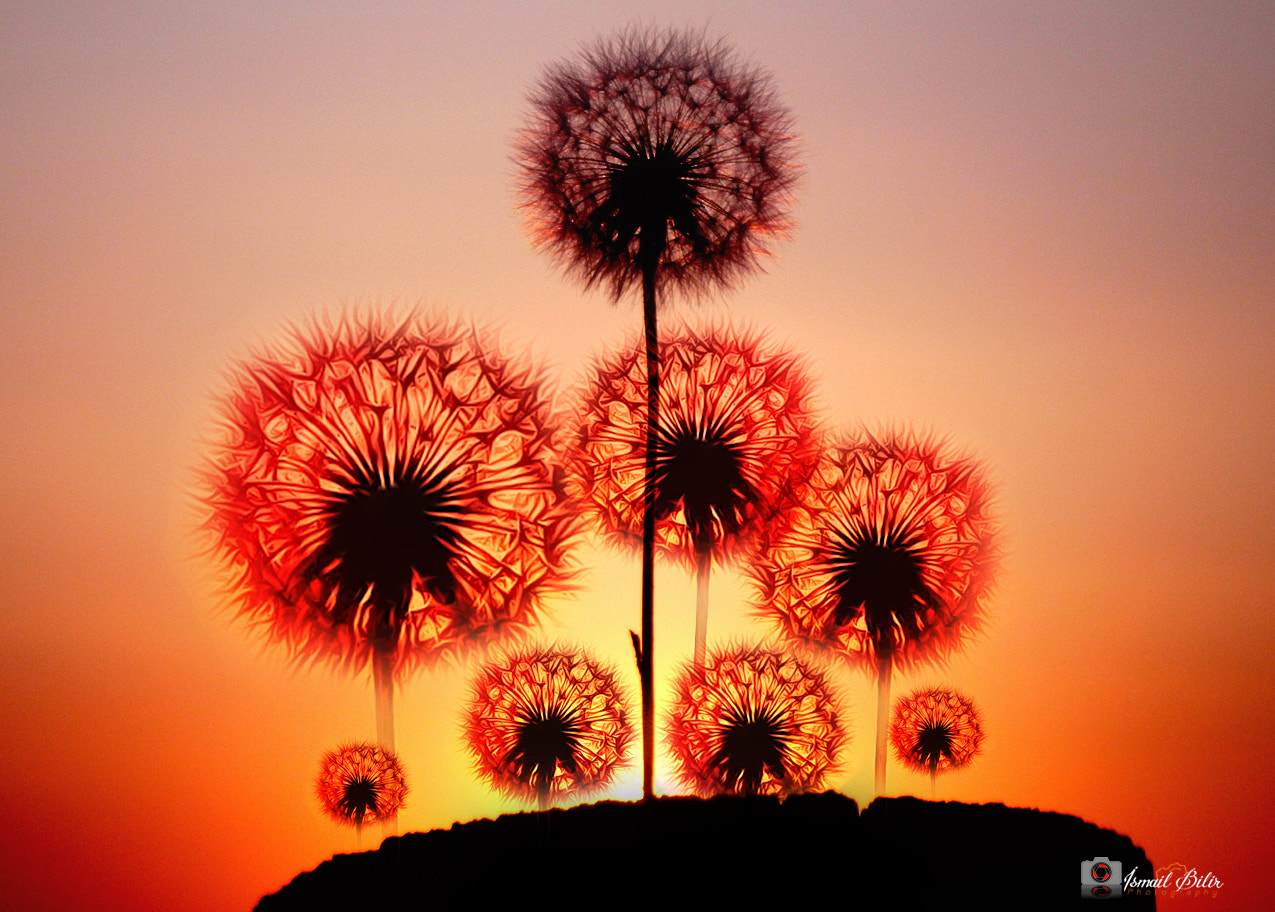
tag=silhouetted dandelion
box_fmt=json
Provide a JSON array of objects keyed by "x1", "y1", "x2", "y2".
[
  {"x1": 465, "y1": 645, "x2": 634, "y2": 810},
  {"x1": 204, "y1": 314, "x2": 579, "y2": 747},
  {"x1": 750, "y1": 430, "x2": 995, "y2": 792},
  {"x1": 568, "y1": 325, "x2": 820, "y2": 664},
  {"x1": 890, "y1": 686, "x2": 983, "y2": 795},
  {"x1": 316, "y1": 742, "x2": 408, "y2": 834},
  {"x1": 665, "y1": 645, "x2": 844, "y2": 797},
  {"x1": 519, "y1": 27, "x2": 798, "y2": 798},
  {"x1": 518, "y1": 28, "x2": 798, "y2": 303}
]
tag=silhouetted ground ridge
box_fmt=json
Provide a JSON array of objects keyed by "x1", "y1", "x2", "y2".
[{"x1": 257, "y1": 794, "x2": 1154, "y2": 910}]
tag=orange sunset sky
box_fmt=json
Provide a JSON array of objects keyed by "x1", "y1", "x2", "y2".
[{"x1": 2, "y1": 2, "x2": 1272, "y2": 910}]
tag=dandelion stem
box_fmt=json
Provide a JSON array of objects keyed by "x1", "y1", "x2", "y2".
[
  {"x1": 874, "y1": 651, "x2": 893, "y2": 794},
  {"x1": 639, "y1": 255, "x2": 660, "y2": 802},
  {"x1": 693, "y1": 543, "x2": 711, "y2": 667},
  {"x1": 373, "y1": 649, "x2": 395, "y2": 750}
]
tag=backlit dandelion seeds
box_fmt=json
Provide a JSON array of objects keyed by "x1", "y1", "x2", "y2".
[
  {"x1": 751, "y1": 430, "x2": 996, "y2": 673},
  {"x1": 517, "y1": 27, "x2": 798, "y2": 301},
  {"x1": 890, "y1": 687, "x2": 984, "y2": 778},
  {"x1": 665, "y1": 645, "x2": 845, "y2": 798},
  {"x1": 316, "y1": 742, "x2": 408, "y2": 831},
  {"x1": 203, "y1": 314, "x2": 580, "y2": 680},
  {"x1": 567, "y1": 325, "x2": 821, "y2": 568},
  {"x1": 465, "y1": 646, "x2": 634, "y2": 807}
]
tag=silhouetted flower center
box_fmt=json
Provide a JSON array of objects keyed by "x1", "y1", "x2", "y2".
[
  {"x1": 710, "y1": 704, "x2": 790, "y2": 795},
  {"x1": 338, "y1": 775, "x2": 381, "y2": 824},
  {"x1": 321, "y1": 468, "x2": 467, "y2": 616},
  {"x1": 913, "y1": 720, "x2": 957, "y2": 769},
  {"x1": 826, "y1": 525, "x2": 938, "y2": 649},
  {"x1": 505, "y1": 705, "x2": 584, "y2": 793},
  {"x1": 653, "y1": 414, "x2": 752, "y2": 548},
  {"x1": 597, "y1": 141, "x2": 708, "y2": 261}
]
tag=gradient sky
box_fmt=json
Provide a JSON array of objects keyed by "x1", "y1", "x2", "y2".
[{"x1": 2, "y1": 2, "x2": 1272, "y2": 909}]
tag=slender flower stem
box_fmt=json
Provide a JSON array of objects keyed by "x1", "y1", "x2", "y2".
[
  {"x1": 372, "y1": 651, "x2": 401, "y2": 835},
  {"x1": 874, "y1": 651, "x2": 893, "y2": 794},
  {"x1": 693, "y1": 542, "x2": 711, "y2": 667},
  {"x1": 373, "y1": 649, "x2": 395, "y2": 751},
  {"x1": 371, "y1": 597, "x2": 402, "y2": 752},
  {"x1": 640, "y1": 257, "x2": 659, "y2": 802}
]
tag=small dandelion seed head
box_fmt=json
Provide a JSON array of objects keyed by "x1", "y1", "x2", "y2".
[
  {"x1": 567, "y1": 324, "x2": 820, "y2": 568},
  {"x1": 749, "y1": 429, "x2": 997, "y2": 674},
  {"x1": 517, "y1": 27, "x2": 799, "y2": 303},
  {"x1": 464, "y1": 645, "x2": 634, "y2": 805},
  {"x1": 665, "y1": 645, "x2": 845, "y2": 798},
  {"x1": 315, "y1": 742, "x2": 408, "y2": 830},
  {"x1": 201, "y1": 312, "x2": 582, "y2": 680},
  {"x1": 889, "y1": 687, "x2": 984, "y2": 776}
]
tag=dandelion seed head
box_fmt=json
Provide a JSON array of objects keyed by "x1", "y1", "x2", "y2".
[
  {"x1": 567, "y1": 325, "x2": 820, "y2": 568},
  {"x1": 665, "y1": 645, "x2": 845, "y2": 797},
  {"x1": 315, "y1": 742, "x2": 408, "y2": 830},
  {"x1": 518, "y1": 27, "x2": 799, "y2": 302},
  {"x1": 751, "y1": 430, "x2": 996, "y2": 673},
  {"x1": 464, "y1": 645, "x2": 634, "y2": 804},
  {"x1": 203, "y1": 313, "x2": 581, "y2": 679},
  {"x1": 889, "y1": 687, "x2": 984, "y2": 776}
]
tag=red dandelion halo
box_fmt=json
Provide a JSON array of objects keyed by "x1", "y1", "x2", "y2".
[
  {"x1": 315, "y1": 742, "x2": 408, "y2": 830},
  {"x1": 751, "y1": 429, "x2": 996, "y2": 673},
  {"x1": 566, "y1": 324, "x2": 820, "y2": 568},
  {"x1": 464, "y1": 645, "x2": 634, "y2": 804},
  {"x1": 665, "y1": 644, "x2": 845, "y2": 798},
  {"x1": 889, "y1": 687, "x2": 984, "y2": 776},
  {"x1": 203, "y1": 312, "x2": 580, "y2": 678}
]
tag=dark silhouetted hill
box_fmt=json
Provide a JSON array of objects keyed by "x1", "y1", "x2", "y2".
[{"x1": 256, "y1": 794, "x2": 1154, "y2": 910}]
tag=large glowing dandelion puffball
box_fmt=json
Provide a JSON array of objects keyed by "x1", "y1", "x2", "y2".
[
  {"x1": 567, "y1": 325, "x2": 820, "y2": 567},
  {"x1": 665, "y1": 645, "x2": 845, "y2": 797},
  {"x1": 203, "y1": 314, "x2": 579, "y2": 679},
  {"x1": 316, "y1": 742, "x2": 408, "y2": 831},
  {"x1": 890, "y1": 687, "x2": 984, "y2": 778},
  {"x1": 751, "y1": 431, "x2": 996, "y2": 674},
  {"x1": 465, "y1": 646, "x2": 634, "y2": 806}
]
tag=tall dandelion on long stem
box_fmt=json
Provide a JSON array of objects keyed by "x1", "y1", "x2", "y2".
[{"x1": 519, "y1": 29, "x2": 798, "y2": 797}]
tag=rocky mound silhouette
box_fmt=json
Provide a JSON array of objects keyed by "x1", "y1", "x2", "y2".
[{"x1": 257, "y1": 794, "x2": 1154, "y2": 909}]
